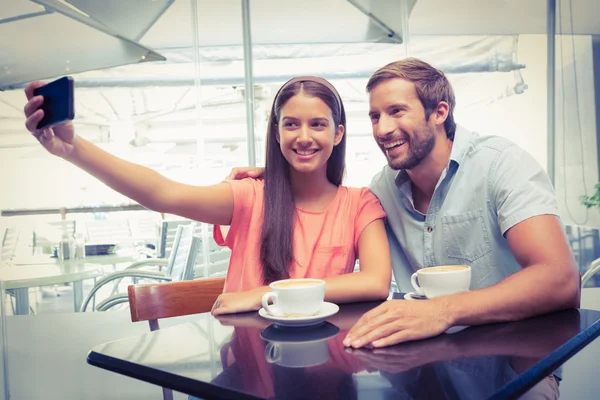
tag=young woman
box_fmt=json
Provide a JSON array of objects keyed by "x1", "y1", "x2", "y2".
[{"x1": 23, "y1": 76, "x2": 391, "y2": 315}]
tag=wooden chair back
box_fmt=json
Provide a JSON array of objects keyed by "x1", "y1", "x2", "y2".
[{"x1": 127, "y1": 277, "x2": 225, "y2": 331}]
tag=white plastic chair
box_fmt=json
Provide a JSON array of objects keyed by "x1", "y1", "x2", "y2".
[
  {"x1": 79, "y1": 223, "x2": 198, "y2": 312},
  {"x1": 582, "y1": 258, "x2": 600, "y2": 287}
]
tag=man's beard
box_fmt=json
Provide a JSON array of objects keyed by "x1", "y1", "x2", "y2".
[{"x1": 387, "y1": 126, "x2": 436, "y2": 170}]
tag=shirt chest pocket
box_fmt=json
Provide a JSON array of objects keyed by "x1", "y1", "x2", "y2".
[
  {"x1": 313, "y1": 245, "x2": 352, "y2": 276},
  {"x1": 442, "y1": 209, "x2": 492, "y2": 263}
]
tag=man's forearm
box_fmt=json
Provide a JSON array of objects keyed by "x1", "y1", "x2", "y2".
[{"x1": 438, "y1": 263, "x2": 580, "y2": 327}]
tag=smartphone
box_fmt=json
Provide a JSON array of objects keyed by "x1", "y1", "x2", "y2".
[{"x1": 32, "y1": 76, "x2": 75, "y2": 130}]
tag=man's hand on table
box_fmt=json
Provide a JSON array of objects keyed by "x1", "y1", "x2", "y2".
[{"x1": 343, "y1": 299, "x2": 453, "y2": 348}]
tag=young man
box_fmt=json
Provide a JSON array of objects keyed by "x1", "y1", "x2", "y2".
[
  {"x1": 229, "y1": 58, "x2": 580, "y2": 349},
  {"x1": 343, "y1": 58, "x2": 579, "y2": 348}
]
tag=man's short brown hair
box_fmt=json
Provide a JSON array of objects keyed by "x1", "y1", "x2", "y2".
[{"x1": 367, "y1": 58, "x2": 457, "y2": 140}]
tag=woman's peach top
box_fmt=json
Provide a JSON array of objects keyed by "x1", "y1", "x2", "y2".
[{"x1": 214, "y1": 178, "x2": 386, "y2": 292}]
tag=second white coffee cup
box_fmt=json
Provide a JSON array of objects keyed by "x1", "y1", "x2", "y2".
[
  {"x1": 410, "y1": 265, "x2": 471, "y2": 299},
  {"x1": 261, "y1": 278, "x2": 325, "y2": 317}
]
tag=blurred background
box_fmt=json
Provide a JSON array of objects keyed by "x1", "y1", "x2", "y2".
[{"x1": 1, "y1": 0, "x2": 599, "y2": 318}]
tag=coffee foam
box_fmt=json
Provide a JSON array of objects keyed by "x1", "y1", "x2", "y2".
[
  {"x1": 273, "y1": 280, "x2": 322, "y2": 288},
  {"x1": 419, "y1": 265, "x2": 469, "y2": 273}
]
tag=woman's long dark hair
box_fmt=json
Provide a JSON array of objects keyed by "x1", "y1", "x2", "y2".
[{"x1": 260, "y1": 78, "x2": 347, "y2": 284}]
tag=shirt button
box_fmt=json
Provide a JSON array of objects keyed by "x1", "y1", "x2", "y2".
[{"x1": 427, "y1": 226, "x2": 433, "y2": 233}]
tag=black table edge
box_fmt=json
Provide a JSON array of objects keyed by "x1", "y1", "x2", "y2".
[
  {"x1": 489, "y1": 310, "x2": 600, "y2": 400},
  {"x1": 393, "y1": 293, "x2": 600, "y2": 399}
]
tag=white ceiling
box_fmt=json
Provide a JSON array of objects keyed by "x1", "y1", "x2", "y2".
[
  {"x1": 136, "y1": 0, "x2": 600, "y2": 49},
  {"x1": 139, "y1": 0, "x2": 410, "y2": 48},
  {"x1": 0, "y1": 0, "x2": 597, "y2": 150},
  {"x1": 409, "y1": 0, "x2": 599, "y2": 35}
]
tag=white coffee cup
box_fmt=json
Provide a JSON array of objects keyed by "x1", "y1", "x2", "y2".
[
  {"x1": 261, "y1": 278, "x2": 325, "y2": 317},
  {"x1": 410, "y1": 265, "x2": 471, "y2": 299}
]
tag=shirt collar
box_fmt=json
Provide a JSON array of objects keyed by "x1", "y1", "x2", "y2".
[{"x1": 449, "y1": 124, "x2": 472, "y2": 167}]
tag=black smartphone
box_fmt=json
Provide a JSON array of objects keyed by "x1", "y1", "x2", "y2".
[{"x1": 32, "y1": 76, "x2": 75, "y2": 130}]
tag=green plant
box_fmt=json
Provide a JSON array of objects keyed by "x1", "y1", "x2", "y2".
[{"x1": 581, "y1": 183, "x2": 600, "y2": 209}]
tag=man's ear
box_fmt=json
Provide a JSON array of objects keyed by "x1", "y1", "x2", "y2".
[
  {"x1": 431, "y1": 101, "x2": 449, "y2": 127},
  {"x1": 334, "y1": 124, "x2": 345, "y2": 146}
]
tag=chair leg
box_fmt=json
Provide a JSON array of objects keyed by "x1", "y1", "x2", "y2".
[
  {"x1": 162, "y1": 387, "x2": 174, "y2": 400},
  {"x1": 582, "y1": 260, "x2": 600, "y2": 287}
]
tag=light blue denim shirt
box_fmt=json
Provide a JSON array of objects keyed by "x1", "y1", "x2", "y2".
[{"x1": 370, "y1": 125, "x2": 559, "y2": 292}]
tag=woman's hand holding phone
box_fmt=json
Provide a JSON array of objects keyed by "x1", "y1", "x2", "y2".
[{"x1": 24, "y1": 81, "x2": 76, "y2": 159}]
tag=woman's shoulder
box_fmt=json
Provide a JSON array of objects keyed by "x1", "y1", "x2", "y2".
[
  {"x1": 224, "y1": 178, "x2": 265, "y2": 206},
  {"x1": 338, "y1": 186, "x2": 386, "y2": 228},
  {"x1": 336, "y1": 186, "x2": 383, "y2": 213},
  {"x1": 340, "y1": 185, "x2": 377, "y2": 200}
]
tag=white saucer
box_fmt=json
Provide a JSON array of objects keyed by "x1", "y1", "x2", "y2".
[
  {"x1": 404, "y1": 292, "x2": 428, "y2": 300},
  {"x1": 258, "y1": 302, "x2": 340, "y2": 327}
]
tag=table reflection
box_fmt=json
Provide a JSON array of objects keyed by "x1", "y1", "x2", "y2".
[{"x1": 204, "y1": 305, "x2": 579, "y2": 399}]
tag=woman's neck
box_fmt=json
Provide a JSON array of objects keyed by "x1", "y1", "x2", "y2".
[{"x1": 289, "y1": 168, "x2": 338, "y2": 211}]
